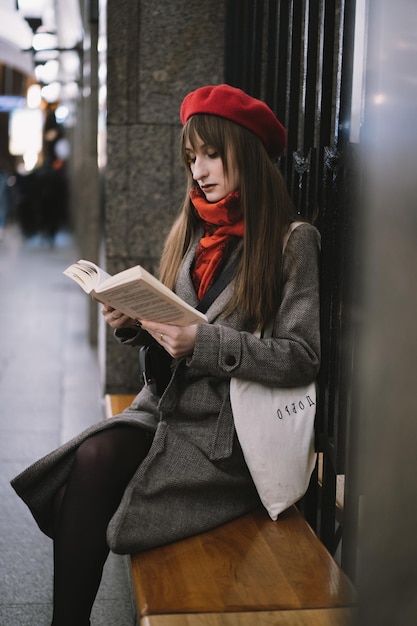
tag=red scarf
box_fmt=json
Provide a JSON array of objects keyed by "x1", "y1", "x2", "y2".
[{"x1": 190, "y1": 187, "x2": 244, "y2": 300}]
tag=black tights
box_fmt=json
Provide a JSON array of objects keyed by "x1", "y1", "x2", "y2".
[{"x1": 51, "y1": 425, "x2": 153, "y2": 626}]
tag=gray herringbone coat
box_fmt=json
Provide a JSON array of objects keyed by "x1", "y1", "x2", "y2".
[{"x1": 11, "y1": 223, "x2": 321, "y2": 554}]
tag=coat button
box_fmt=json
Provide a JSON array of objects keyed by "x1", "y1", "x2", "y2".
[{"x1": 225, "y1": 354, "x2": 236, "y2": 366}]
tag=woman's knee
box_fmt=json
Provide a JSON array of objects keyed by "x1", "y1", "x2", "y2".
[
  {"x1": 74, "y1": 426, "x2": 150, "y2": 474},
  {"x1": 74, "y1": 433, "x2": 114, "y2": 472}
]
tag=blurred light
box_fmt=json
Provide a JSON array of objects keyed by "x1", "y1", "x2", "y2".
[
  {"x1": 35, "y1": 59, "x2": 59, "y2": 84},
  {"x1": 59, "y1": 104, "x2": 76, "y2": 128},
  {"x1": 45, "y1": 128, "x2": 58, "y2": 142},
  {"x1": 98, "y1": 61, "x2": 107, "y2": 83},
  {"x1": 0, "y1": 5, "x2": 33, "y2": 50},
  {"x1": 0, "y1": 96, "x2": 26, "y2": 112},
  {"x1": 374, "y1": 93, "x2": 387, "y2": 105},
  {"x1": 55, "y1": 138, "x2": 70, "y2": 159},
  {"x1": 55, "y1": 105, "x2": 69, "y2": 123},
  {"x1": 32, "y1": 32, "x2": 58, "y2": 51},
  {"x1": 33, "y1": 49, "x2": 59, "y2": 64},
  {"x1": 98, "y1": 35, "x2": 107, "y2": 53},
  {"x1": 23, "y1": 151, "x2": 39, "y2": 171},
  {"x1": 60, "y1": 82, "x2": 79, "y2": 100},
  {"x1": 59, "y1": 51, "x2": 80, "y2": 81},
  {"x1": 99, "y1": 85, "x2": 107, "y2": 110},
  {"x1": 9, "y1": 109, "x2": 43, "y2": 157},
  {"x1": 27, "y1": 84, "x2": 42, "y2": 109},
  {"x1": 17, "y1": 0, "x2": 56, "y2": 33},
  {"x1": 41, "y1": 82, "x2": 61, "y2": 103}
]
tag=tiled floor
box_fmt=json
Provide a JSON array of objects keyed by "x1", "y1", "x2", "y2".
[{"x1": 0, "y1": 226, "x2": 135, "y2": 625}]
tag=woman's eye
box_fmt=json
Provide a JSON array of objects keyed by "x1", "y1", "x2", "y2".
[
  {"x1": 186, "y1": 155, "x2": 196, "y2": 164},
  {"x1": 208, "y1": 151, "x2": 219, "y2": 159}
]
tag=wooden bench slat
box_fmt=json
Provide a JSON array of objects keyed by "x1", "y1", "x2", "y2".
[
  {"x1": 131, "y1": 507, "x2": 354, "y2": 616},
  {"x1": 140, "y1": 607, "x2": 354, "y2": 626},
  {"x1": 104, "y1": 393, "x2": 135, "y2": 418}
]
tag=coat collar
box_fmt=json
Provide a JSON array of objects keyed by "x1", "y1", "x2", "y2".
[{"x1": 175, "y1": 228, "x2": 242, "y2": 323}]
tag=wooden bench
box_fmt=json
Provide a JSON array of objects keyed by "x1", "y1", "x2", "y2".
[{"x1": 105, "y1": 394, "x2": 356, "y2": 626}]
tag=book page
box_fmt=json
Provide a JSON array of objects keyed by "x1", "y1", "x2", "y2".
[
  {"x1": 63, "y1": 260, "x2": 111, "y2": 294},
  {"x1": 96, "y1": 281, "x2": 206, "y2": 325}
]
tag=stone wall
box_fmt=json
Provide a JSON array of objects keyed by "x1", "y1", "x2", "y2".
[{"x1": 104, "y1": 0, "x2": 225, "y2": 392}]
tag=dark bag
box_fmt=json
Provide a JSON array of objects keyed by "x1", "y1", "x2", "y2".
[
  {"x1": 138, "y1": 259, "x2": 238, "y2": 396},
  {"x1": 139, "y1": 342, "x2": 173, "y2": 396}
]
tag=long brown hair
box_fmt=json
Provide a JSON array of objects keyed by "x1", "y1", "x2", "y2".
[{"x1": 159, "y1": 114, "x2": 296, "y2": 330}]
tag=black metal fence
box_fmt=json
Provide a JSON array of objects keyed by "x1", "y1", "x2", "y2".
[{"x1": 225, "y1": 0, "x2": 360, "y2": 577}]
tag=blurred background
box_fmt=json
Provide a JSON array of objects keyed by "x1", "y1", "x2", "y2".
[{"x1": 0, "y1": 0, "x2": 93, "y2": 244}]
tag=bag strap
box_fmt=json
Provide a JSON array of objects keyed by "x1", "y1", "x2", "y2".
[
  {"x1": 283, "y1": 220, "x2": 304, "y2": 253},
  {"x1": 262, "y1": 221, "x2": 304, "y2": 339},
  {"x1": 196, "y1": 258, "x2": 238, "y2": 314}
]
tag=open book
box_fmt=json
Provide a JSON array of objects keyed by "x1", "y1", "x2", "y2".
[{"x1": 63, "y1": 260, "x2": 207, "y2": 326}]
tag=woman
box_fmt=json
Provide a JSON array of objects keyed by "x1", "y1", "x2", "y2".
[{"x1": 11, "y1": 84, "x2": 321, "y2": 626}]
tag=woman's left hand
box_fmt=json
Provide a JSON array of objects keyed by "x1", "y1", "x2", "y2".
[{"x1": 139, "y1": 321, "x2": 200, "y2": 358}]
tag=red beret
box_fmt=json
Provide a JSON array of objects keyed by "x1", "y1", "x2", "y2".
[{"x1": 180, "y1": 84, "x2": 287, "y2": 158}]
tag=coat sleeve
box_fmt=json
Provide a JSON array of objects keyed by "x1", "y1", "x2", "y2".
[
  {"x1": 188, "y1": 223, "x2": 321, "y2": 387},
  {"x1": 113, "y1": 327, "x2": 158, "y2": 347}
]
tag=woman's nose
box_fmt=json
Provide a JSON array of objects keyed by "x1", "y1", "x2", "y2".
[{"x1": 192, "y1": 156, "x2": 208, "y2": 180}]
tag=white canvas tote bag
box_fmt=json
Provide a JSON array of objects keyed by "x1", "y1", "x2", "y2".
[{"x1": 230, "y1": 223, "x2": 317, "y2": 520}]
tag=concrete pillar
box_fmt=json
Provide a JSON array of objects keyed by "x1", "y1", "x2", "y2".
[
  {"x1": 66, "y1": 0, "x2": 101, "y2": 345},
  {"x1": 356, "y1": 1, "x2": 417, "y2": 623},
  {"x1": 104, "y1": 0, "x2": 225, "y2": 392}
]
